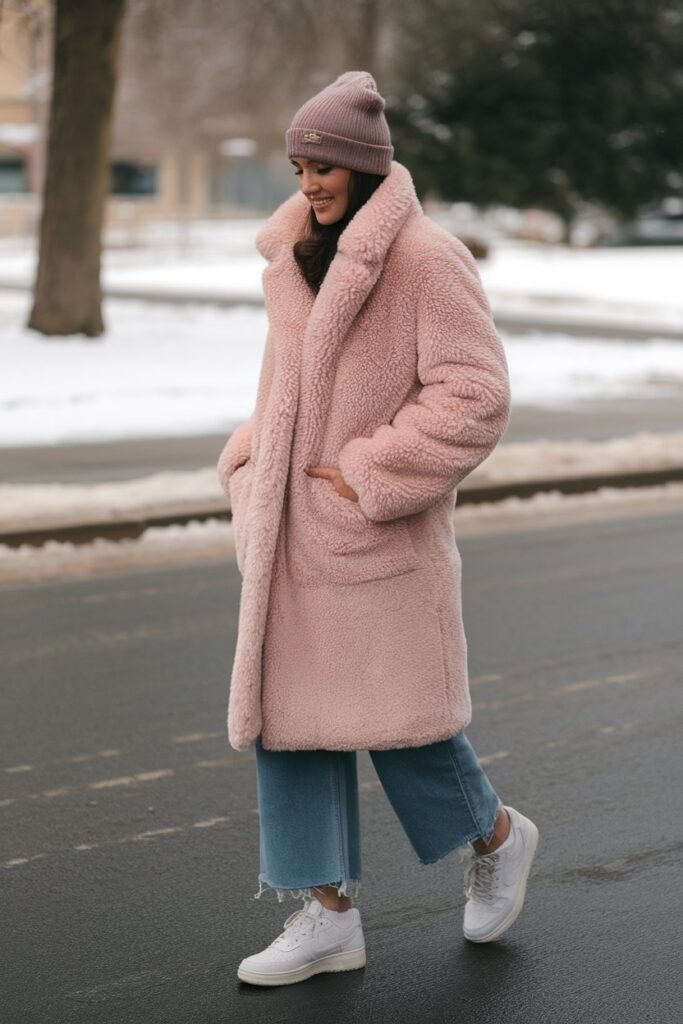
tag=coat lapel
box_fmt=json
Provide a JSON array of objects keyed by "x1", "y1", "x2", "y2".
[{"x1": 255, "y1": 159, "x2": 422, "y2": 462}]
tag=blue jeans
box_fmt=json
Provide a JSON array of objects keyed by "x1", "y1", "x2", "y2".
[{"x1": 253, "y1": 730, "x2": 503, "y2": 903}]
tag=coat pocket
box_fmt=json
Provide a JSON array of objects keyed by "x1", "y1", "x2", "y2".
[
  {"x1": 286, "y1": 472, "x2": 420, "y2": 585},
  {"x1": 228, "y1": 460, "x2": 254, "y2": 575}
]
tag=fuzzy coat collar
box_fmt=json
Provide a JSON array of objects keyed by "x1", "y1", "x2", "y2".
[{"x1": 254, "y1": 159, "x2": 422, "y2": 267}]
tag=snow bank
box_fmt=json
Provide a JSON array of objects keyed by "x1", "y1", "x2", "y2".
[
  {"x1": 2, "y1": 481, "x2": 683, "y2": 585},
  {"x1": 0, "y1": 468, "x2": 224, "y2": 526},
  {"x1": 473, "y1": 430, "x2": 683, "y2": 483},
  {"x1": 0, "y1": 517, "x2": 236, "y2": 585}
]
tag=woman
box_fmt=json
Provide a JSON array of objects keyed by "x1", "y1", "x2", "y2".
[{"x1": 217, "y1": 71, "x2": 539, "y2": 987}]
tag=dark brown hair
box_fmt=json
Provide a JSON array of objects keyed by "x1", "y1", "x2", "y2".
[{"x1": 293, "y1": 169, "x2": 386, "y2": 293}]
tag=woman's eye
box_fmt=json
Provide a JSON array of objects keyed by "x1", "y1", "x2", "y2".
[{"x1": 293, "y1": 167, "x2": 332, "y2": 175}]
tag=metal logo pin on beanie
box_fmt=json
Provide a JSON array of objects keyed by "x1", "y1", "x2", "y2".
[{"x1": 303, "y1": 130, "x2": 322, "y2": 143}]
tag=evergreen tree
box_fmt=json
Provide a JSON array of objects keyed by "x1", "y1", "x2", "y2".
[{"x1": 389, "y1": 0, "x2": 683, "y2": 236}]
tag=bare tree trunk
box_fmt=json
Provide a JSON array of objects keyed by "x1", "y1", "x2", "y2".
[
  {"x1": 354, "y1": 0, "x2": 382, "y2": 72},
  {"x1": 28, "y1": 0, "x2": 127, "y2": 337}
]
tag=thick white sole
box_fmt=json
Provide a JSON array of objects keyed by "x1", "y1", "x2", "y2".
[
  {"x1": 464, "y1": 818, "x2": 539, "y2": 943},
  {"x1": 237, "y1": 943, "x2": 367, "y2": 986}
]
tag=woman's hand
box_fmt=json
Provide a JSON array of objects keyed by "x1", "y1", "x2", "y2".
[{"x1": 305, "y1": 465, "x2": 359, "y2": 502}]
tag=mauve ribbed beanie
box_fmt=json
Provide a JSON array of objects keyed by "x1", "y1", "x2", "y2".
[{"x1": 286, "y1": 70, "x2": 394, "y2": 175}]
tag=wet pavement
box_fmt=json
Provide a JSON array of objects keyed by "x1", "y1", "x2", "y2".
[{"x1": 2, "y1": 500, "x2": 681, "y2": 1022}]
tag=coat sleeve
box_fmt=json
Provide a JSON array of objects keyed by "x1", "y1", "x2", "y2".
[
  {"x1": 216, "y1": 324, "x2": 276, "y2": 495},
  {"x1": 336, "y1": 239, "x2": 511, "y2": 523}
]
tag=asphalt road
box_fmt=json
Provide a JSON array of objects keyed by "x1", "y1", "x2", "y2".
[
  {"x1": 3, "y1": 394, "x2": 683, "y2": 485},
  {"x1": 1, "y1": 504, "x2": 682, "y2": 1023}
]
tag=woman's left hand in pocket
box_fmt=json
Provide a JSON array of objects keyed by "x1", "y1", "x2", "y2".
[{"x1": 305, "y1": 465, "x2": 359, "y2": 502}]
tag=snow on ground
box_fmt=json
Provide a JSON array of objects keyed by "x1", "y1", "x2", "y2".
[
  {"x1": 0, "y1": 221, "x2": 267, "y2": 301},
  {"x1": 0, "y1": 517, "x2": 238, "y2": 585},
  {"x1": 3, "y1": 480, "x2": 683, "y2": 586},
  {"x1": 479, "y1": 241, "x2": 683, "y2": 331},
  {"x1": 2, "y1": 225, "x2": 680, "y2": 578},
  {"x1": 2, "y1": 286, "x2": 683, "y2": 448},
  {"x1": 0, "y1": 468, "x2": 223, "y2": 526},
  {"x1": 2, "y1": 222, "x2": 679, "y2": 321},
  {"x1": 2, "y1": 432, "x2": 682, "y2": 530},
  {"x1": 1, "y1": 291, "x2": 264, "y2": 446},
  {"x1": 1, "y1": 224, "x2": 681, "y2": 327},
  {"x1": 498, "y1": 332, "x2": 683, "y2": 408},
  {"x1": 474, "y1": 431, "x2": 683, "y2": 483}
]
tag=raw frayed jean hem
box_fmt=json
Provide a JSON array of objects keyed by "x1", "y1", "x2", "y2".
[{"x1": 252, "y1": 876, "x2": 362, "y2": 904}]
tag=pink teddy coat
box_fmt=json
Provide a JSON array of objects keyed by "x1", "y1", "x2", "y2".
[{"x1": 217, "y1": 159, "x2": 511, "y2": 753}]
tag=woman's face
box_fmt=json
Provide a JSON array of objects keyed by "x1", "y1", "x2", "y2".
[{"x1": 290, "y1": 158, "x2": 352, "y2": 224}]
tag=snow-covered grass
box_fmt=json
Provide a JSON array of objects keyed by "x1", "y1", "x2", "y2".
[
  {"x1": 499, "y1": 332, "x2": 683, "y2": 407},
  {"x1": 3, "y1": 286, "x2": 683, "y2": 448},
  {"x1": 0, "y1": 220, "x2": 267, "y2": 300},
  {"x1": 479, "y1": 241, "x2": 683, "y2": 330},
  {"x1": 2, "y1": 226, "x2": 682, "y2": 326},
  {"x1": 2, "y1": 292, "x2": 263, "y2": 445}
]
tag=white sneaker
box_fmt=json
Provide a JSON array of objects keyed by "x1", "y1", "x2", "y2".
[
  {"x1": 460, "y1": 804, "x2": 539, "y2": 943},
  {"x1": 237, "y1": 896, "x2": 366, "y2": 986}
]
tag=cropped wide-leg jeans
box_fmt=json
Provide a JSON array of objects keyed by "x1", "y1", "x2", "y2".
[{"x1": 253, "y1": 729, "x2": 503, "y2": 903}]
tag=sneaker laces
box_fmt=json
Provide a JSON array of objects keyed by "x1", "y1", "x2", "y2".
[
  {"x1": 461, "y1": 847, "x2": 503, "y2": 905},
  {"x1": 272, "y1": 899, "x2": 320, "y2": 947}
]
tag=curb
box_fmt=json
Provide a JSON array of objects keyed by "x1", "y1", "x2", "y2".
[{"x1": 3, "y1": 466, "x2": 683, "y2": 549}]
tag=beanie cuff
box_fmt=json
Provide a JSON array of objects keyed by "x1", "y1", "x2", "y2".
[{"x1": 286, "y1": 127, "x2": 393, "y2": 176}]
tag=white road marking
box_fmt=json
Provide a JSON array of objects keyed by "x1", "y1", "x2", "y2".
[
  {"x1": 478, "y1": 750, "x2": 510, "y2": 766},
  {"x1": 472, "y1": 668, "x2": 662, "y2": 711},
  {"x1": 88, "y1": 768, "x2": 173, "y2": 790},
  {"x1": 128, "y1": 827, "x2": 184, "y2": 841},
  {"x1": 560, "y1": 671, "x2": 643, "y2": 694},
  {"x1": 88, "y1": 776, "x2": 137, "y2": 790},
  {"x1": 3, "y1": 815, "x2": 231, "y2": 870},
  {"x1": 2, "y1": 768, "x2": 175, "y2": 807},
  {"x1": 3, "y1": 749, "x2": 121, "y2": 776},
  {"x1": 64, "y1": 749, "x2": 120, "y2": 764},
  {"x1": 172, "y1": 731, "x2": 224, "y2": 744},
  {"x1": 2, "y1": 854, "x2": 46, "y2": 869},
  {"x1": 131, "y1": 770, "x2": 174, "y2": 783},
  {"x1": 2, "y1": 733, "x2": 221, "y2": 780}
]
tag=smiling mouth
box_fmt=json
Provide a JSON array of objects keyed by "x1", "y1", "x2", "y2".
[{"x1": 311, "y1": 197, "x2": 334, "y2": 208}]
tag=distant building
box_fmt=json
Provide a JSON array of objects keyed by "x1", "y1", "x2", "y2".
[{"x1": 0, "y1": 3, "x2": 292, "y2": 238}]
